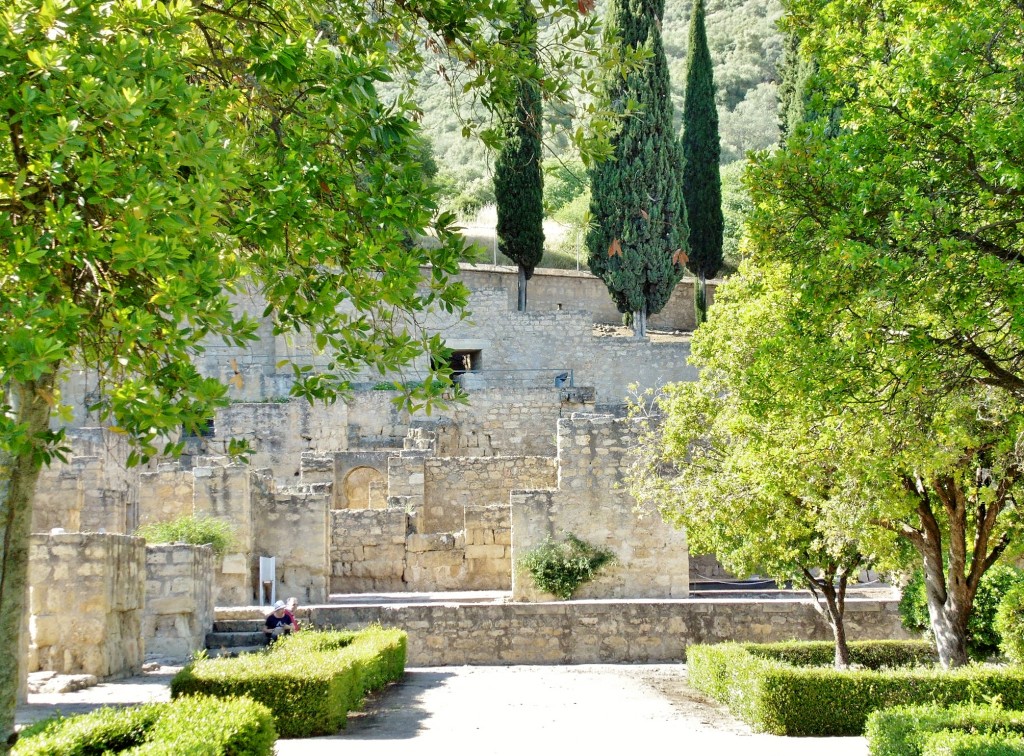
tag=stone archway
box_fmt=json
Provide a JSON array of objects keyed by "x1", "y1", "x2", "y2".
[{"x1": 341, "y1": 466, "x2": 386, "y2": 510}]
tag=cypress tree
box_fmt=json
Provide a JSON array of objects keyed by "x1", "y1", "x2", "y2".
[
  {"x1": 681, "y1": 0, "x2": 722, "y2": 326},
  {"x1": 587, "y1": 0, "x2": 687, "y2": 339},
  {"x1": 495, "y1": 0, "x2": 544, "y2": 312}
]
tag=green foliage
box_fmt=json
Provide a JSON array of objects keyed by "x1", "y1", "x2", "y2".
[
  {"x1": 866, "y1": 703, "x2": 1024, "y2": 756},
  {"x1": 900, "y1": 570, "x2": 933, "y2": 635},
  {"x1": 543, "y1": 157, "x2": 587, "y2": 215},
  {"x1": 586, "y1": 0, "x2": 688, "y2": 326},
  {"x1": 688, "y1": 642, "x2": 1024, "y2": 736},
  {"x1": 744, "y1": 639, "x2": 937, "y2": 669},
  {"x1": 495, "y1": 0, "x2": 544, "y2": 287},
  {"x1": 136, "y1": 516, "x2": 235, "y2": 557},
  {"x1": 639, "y1": 0, "x2": 1024, "y2": 670},
  {"x1": 13, "y1": 695, "x2": 275, "y2": 756},
  {"x1": 997, "y1": 584, "x2": 1024, "y2": 664},
  {"x1": 681, "y1": 0, "x2": 724, "y2": 288},
  {"x1": 171, "y1": 627, "x2": 406, "y2": 738},
  {"x1": 900, "y1": 566, "x2": 1024, "y2": 659},
  {"x1": 517, "y1": 534, "x2": 615, "y2": 599}
]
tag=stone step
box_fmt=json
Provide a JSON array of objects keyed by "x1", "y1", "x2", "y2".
[
  {"x1": 213, "y1": 619, "x2": 265, "y2": 633},
  {"x1": 206, "y1": 630, "x2": 265, "y2": 649}
]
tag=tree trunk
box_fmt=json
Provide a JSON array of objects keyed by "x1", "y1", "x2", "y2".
[
  {"x1": 694, "y1": 272, "x2": 708, "y2": 326},
  {"x1": 632, "y1": 308, "x2": 647, "y2": 339},
  {"x1": 802, "y1": 565, "x2": 852, "y2": 669},
  {"x1": 0, "y1": 375, "x2": 55, "y2": 753},
  {"x1": 922, "y1": 555, "x2": 971, "y2": 668},
  {"x1": 517, "y1": 266, "x2": 527, "y2": 312}
]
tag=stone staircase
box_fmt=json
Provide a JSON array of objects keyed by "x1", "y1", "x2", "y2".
[{"x1": 205, "y1": 616, "x2": 266, "y2": 657}]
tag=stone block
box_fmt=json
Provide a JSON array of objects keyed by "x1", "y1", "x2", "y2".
[{"x1": 221, "y1": 553, "x2": 248, "y2": 574}]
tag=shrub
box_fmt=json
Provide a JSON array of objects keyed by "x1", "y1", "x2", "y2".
[
  {"x1": 13, "y1": 695, "x2": 274, "y2": 756},
  {"x1": 866, "y1": 703, "x2": 1024, "y2": 756},
  {"x1": 171, "y1": 626, "x2": 406, "y2": 738},
  {"x1": 900, "y1": 564, "x2": 1024, "y2": 658},
  {"x1": 744, "y1": 639, "x2": 936, "y2": 669},
  {"x1": 517, "y1": 533, "x2": 615, "y2": 599},
  {"x1": 922, "y1": 730, "x2": 1024, "y2": 756},
  {"x1": 136, "y1": 515, "x2": 235, "y2": 557},
  {"x1": 997, "y1": 584, "x2": 1024, "y2": 664},
  {"x1": 688, "y1": 641, "x2": 1024, "y2": 736}
]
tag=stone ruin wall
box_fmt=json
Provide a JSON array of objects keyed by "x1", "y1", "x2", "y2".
[
  {"x1": 32, "y1": 429, "x2": 137, "y2": 535},
  {"x1": 253, "y1": 483, "x2": 331, "y2": 603},
  {"x1": 511, "y1": 414, "x2": 689, "y2": 601},
  {"x1": 144, "y1": 544, "x2": 215, "y2": 662},
  {"x1": 420, "y1": 456, "x2": 557, "y2": 533},
  {"x1": 441, "y1": 265, "x2": 718, "y2": 334},
  {"x1": 28, "y1": 533, "x2": 145, "y2": 678}
]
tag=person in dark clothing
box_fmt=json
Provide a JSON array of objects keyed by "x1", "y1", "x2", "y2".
[{"x1": 264, "y1": 600, "x2": 294, "y2": 645}]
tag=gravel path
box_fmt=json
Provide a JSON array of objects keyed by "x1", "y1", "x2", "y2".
[{"x1": 17, "y1": 665, "x2": 868, "y2": 755}]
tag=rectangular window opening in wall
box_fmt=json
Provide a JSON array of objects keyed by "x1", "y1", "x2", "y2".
[{"x1": 433, "y1": 349, "x2": 482, "y2": 378}]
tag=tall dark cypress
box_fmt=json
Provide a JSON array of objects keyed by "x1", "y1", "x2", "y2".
[
  {"x1": 587, "y1": 0, "x2": 687, "y2": 338},
  {"x1": 495, "y1": 0, "x2": 544, "y2": 312},
  {"x1": 681, "y1": 0, "x2": 722, "y2": 326}
]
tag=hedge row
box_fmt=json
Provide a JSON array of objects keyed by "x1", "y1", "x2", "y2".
[
  {"x1": 742, "y1": 640, "x2": 937, "y2": 669},
  {"x1": 171, "y1": 625, "x2": 407, "y2": 738},
  {"x1": 688, "y1": 641, "x2": 1024, "y2": 736},
  {"x1": 13, "y1": 694, "x2": 275, "y2": 755},
  {"x1": 866, "y1": 704, "x2": 1024, "y2": 756}
]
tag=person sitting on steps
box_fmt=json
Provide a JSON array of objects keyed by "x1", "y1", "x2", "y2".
[
  {"x1": 264, "y1": 600, "x2": 294, "y2": 645},
  {"x1": 285, "y1": 596, "x2": 301, "y2": 631}
]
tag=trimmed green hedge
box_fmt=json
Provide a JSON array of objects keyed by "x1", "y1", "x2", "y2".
[
  {"x1": 171, "y1": 626, "x2": 407, "y2": 738},
  {"x1": 922, "y1": 730, "x2": 1024, "y2": 756},
  {"x1": 866, "y1": 704, "x2": 1024, "y2": 756},
  {"x1": 744, "y1": 639, "x2": 937, "y2": 668},
  {"x1": 13, "y1": 695, "x2": 274, "y2": 755},
  {"x1": 688, "y1": 641, "x2": 1024, "y2": 736}
]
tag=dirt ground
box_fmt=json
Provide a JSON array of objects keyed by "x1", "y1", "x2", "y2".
[
  {"x1": 17, "y1": 664, "x2": 868, "y2": 755},
  {"x1": 275, "y1": 665, "x2": 868, "y2": 756}
]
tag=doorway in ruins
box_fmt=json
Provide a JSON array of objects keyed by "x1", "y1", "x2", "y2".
[{"x1": 341, "y1": 466, "x2": 387, "y2": 510}]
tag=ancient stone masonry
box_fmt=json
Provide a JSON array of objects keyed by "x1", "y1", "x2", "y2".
[
  {"x1": 239, "y1": 596, "x2": 907, "y2": 666},
  {"x1": 511, "y1": 414, "x2": 689, "y2": 601},
  {"x1": 28, "y1": 534, "x2": 145, "y2": 678},
  {"x1": 33, "y1": 428, "x2": 136, "y2": 535},
  {"x1": 143, "y1": 544, "x2": 215, "y2": 662}
]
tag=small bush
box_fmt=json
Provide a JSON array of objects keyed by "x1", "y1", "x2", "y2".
[
  {"x1": 866, "y1": 703, "x2": 1024, "y2": 756},
  {"x1": 688, "y1": 641, "x2": 1024, "y2": 736},
  {"x1": 136, "y1": 515, "x2": 235, "y2": 557},
  {"x1": 171, "y1": 626, "x2": 406, "y2": 738},
  {"x1": 997, "y1": 584, "x2": 1024, "y2": 664},
  {"x1": 899, "y1": 565, "x2": 1024, "y2": 658},
  {"x1": 517, "y1": 533, "x2": 615, "y2": 599},
  {"x1": 13, "y1": 695, "x2": 274, "y2": 755}
]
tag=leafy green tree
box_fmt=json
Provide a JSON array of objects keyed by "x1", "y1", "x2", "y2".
[
  {"x1": 495, "y1": 0, "x2": 545, "y2": 311},
  {"x1": 664, "y1": 0, "x2": 1024, "y2": 669},
  {"x1": 586, "y1": 0, "x2": 688, "y2": 338},
  {"x1": 680, "y1": 0, "x2": 722, "y2": 325},
  {"x1": 1, "y1": 0, "x2": 611, "y2": 744},
  {"x1": 627, "y1": 266, "x2": 870, "y2": 668}
]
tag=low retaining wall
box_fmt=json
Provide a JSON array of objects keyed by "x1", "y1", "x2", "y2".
[{"x1": 291, "y1": 597, "x2": 908, "y2": 665}]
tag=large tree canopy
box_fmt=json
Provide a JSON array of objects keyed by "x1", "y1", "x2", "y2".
[
  {"x1": 680, "y1": 0, "x2": 723, "y2": 325},
  {"x1": 0, "y1": 0, "x2": 615, "y2": 746},
  {"x1": 495, "y1": 0, "x2": 545, "y2": 312},
  {"x1": 586, "y1": 0, "x2": 688, "y2": 338},
  {"x1": 637, "y1": 0, "x2": 1024, "y2": 670}
]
